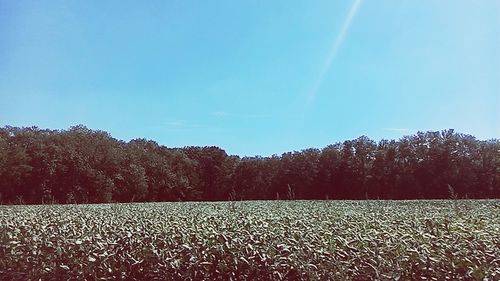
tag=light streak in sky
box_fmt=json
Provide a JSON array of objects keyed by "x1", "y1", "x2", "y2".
[{"x1": 306, "y1": 0, "x2": 363, "y2": 106}]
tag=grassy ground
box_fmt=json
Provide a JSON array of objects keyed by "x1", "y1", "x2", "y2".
[{"x1": 1, "y1": 200, "x2": 499, "y2": 280}]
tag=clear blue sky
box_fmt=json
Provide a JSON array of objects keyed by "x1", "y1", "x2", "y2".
[{"x1": 1, "y1": 0, "x2": 499, "y2": 156}]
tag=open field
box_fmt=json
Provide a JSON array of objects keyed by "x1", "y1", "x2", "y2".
[{"x1": 1, "y1": 200, "x2": 499, "y2": 280}]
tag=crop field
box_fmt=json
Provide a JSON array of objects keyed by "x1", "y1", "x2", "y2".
[{"x1": 1, "y1": 200, "x2": 499, "y2": 280}]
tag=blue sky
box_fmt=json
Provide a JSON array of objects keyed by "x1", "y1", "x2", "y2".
[{"x1": 1, "y1": 0, "x2": 499, "y2": 156}]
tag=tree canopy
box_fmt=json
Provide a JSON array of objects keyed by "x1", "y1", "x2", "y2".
[{"x1": 0, "y1": 126, "x2": 498, "y2": 204}]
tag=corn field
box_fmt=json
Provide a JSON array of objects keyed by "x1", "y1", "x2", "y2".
[{"x1": 1, "y1": 200, "x2": 499, "y2": 280}]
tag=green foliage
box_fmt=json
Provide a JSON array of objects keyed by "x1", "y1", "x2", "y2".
[
  {"x1": 0, "y1": 200, "x2": 499, "y2": 280},
  {"x1": 0, "y1": 126, "x2": 499, "y2": 203}
]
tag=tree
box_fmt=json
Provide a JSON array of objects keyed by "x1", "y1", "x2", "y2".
[
  {"x1": 352, "y1": 136, "x2": 377, "y2": 199},
  {"x1": 0, "y1": 125, "x2": 499, "y2": 203},
  {"x1": 183, "y1": 146, "x2": 232, "y2": 201},
  {"x1": 317, "y1": 144, "x2": 341, "y2": 199}
]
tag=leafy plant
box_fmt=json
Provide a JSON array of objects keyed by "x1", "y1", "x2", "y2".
[{"x1": 0, "y1": 200, "x2": 499, "y2": 280}]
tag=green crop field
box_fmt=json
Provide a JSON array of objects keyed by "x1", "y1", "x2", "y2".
[{"x1": 1, "y1": 200, "x2": 499, "y2": 280}]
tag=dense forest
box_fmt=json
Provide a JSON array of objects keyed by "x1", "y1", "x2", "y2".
[{"x1": 0, "y1": 125, "x2": 498, "y2": 204}]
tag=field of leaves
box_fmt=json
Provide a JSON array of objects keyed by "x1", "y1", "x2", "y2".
[{"x1": 1, "y1": 200, "x2": 499, "y2": 280}]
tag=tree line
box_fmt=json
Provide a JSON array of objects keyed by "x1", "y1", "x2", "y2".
[{"x1": 0, "y1": 125, "x2": 498, "y2": 204}]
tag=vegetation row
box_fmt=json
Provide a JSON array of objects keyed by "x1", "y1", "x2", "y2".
[
  {"x1": 1, "y1": 200, "x2": 499, "y2": 280},
  {"x1": 0, "y1": 126, "x2": 499, "y2": 204}
]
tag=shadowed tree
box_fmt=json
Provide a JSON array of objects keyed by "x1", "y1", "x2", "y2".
[
  {"x1": 0, "y1": 126, "x2": 499, "y2": 203},
  {"x1": 352, "y1": 136, "x2": 377, "y2": 199},
  {"x1": 183, "y1": 146, "x2": 231, "y2": 201},
  {"x1": 317, "y1": 144, "x2": 341, "y2": 199}
]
